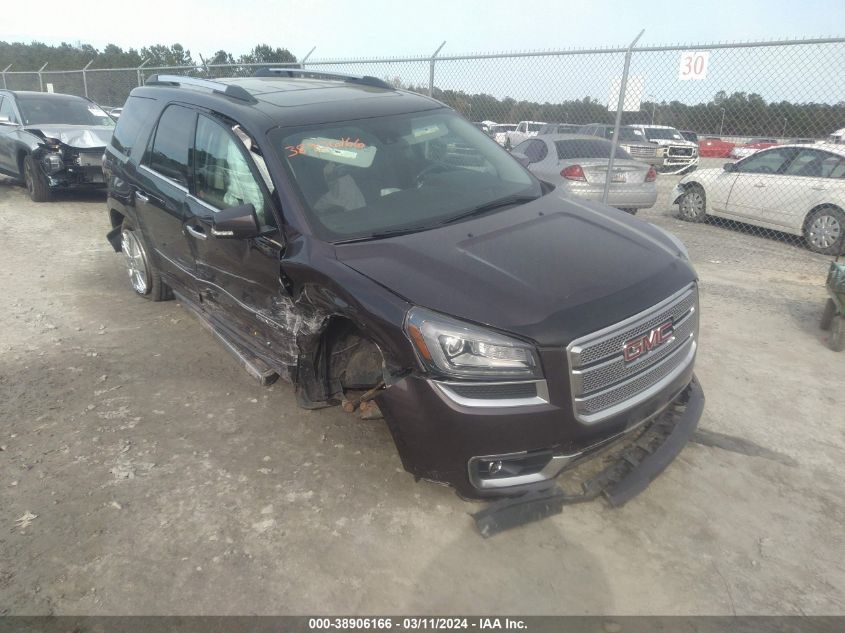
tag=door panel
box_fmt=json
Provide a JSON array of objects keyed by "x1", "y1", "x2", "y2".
[
  {"x1": 725, "y1": 147, "x2": 798, "y2": 221},
  {"x1": 187, "y1": 113, "x2": 287, "y2": 356}
]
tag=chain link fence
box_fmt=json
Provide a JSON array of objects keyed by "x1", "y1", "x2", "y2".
[{"x1": 3, "y1": 37, "x2": 845, "y2": 260}]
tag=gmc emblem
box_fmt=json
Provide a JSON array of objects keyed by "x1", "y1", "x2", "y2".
[{"x1": 623, "y1": 321, "x2": 674, "y2": 362}]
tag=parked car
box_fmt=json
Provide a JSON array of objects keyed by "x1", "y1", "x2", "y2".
[
  {"x1": 679, "y1": 130, "x2": 698, "y2": 144},
  {"x1": 730, "y1": 138, "x2": 778, "y2": 159},
  {"x1": 504, "y1": 120, "x2": 547, "y2": 148},
  {"x1": 489, "y1": 123, "x2": 517, "y2": 146},
  {"x1": 698, "y1": 137, "x2": 736, "y2": 158},
  {"x1": 578, "y1": 123, "x2": 666, "y2": 167},
  {"x1": 537, "y1": 123, "x2": 579, "y2": 135},
  {"x1": 625, "y1": 124, "x2": 699, "y2": 174},
  {"x1": 102, "y1": 71, "x2": 703, "y2": 501},
  {"x1": 0, "y1": 89, "x2": 114, "y2": 201},
  {"x1": 673, "y1": 143, "x2": 845, "y2": 254},
  {"x1": 512, "y1": 134, "x2": 657, "y2": 214}
]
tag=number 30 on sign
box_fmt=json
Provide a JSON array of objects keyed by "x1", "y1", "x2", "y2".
[{"x1": 678, "y1": 51, "x2": 709, "y2": 80}]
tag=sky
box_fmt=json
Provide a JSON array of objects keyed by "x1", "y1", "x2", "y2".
[{"x1": 2, "y1": 0, "x2": 843, "y2": 60}]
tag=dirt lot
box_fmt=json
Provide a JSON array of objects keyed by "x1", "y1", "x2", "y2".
[{"x1": 1, "y1": 162, "x2": 844, "y2": 615}]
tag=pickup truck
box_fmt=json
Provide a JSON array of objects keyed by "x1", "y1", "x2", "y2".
[{"x1": 504, "y1": 120, "x2": 547, "y2": 149}]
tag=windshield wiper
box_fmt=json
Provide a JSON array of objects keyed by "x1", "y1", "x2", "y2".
[
  {"x1": 333, "y1": 224, "x2": 439, "y2": 244},
  {"x1": 438, "y1": 194, "x2": 540, "y2": 226}
]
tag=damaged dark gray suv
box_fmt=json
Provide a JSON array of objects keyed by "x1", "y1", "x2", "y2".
[
  {"x1": 0, "y1": 90, "x2": 113, "y2": 201},
  {"x1": 103, "y1": 70, "x2": 704, "y2": 502}
]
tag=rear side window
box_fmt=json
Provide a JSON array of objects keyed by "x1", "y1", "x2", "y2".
[
  {"x1": 0, "y1": 97, "x2": 19, "y2": 124},
  {"x1": 145, "y1": 104, "x2": 196, "y2": 186},
  {"x1": 555, "y1": 139, "x2": 631, "y2": 160},
  {"x1": 111, "y1": 96, "x2": 157, "y2": 157}
]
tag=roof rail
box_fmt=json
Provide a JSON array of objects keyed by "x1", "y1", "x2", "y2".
[
  {"x1": 145, "y1": 74, "x2": 257, "y2": 103},
  {"x1": 253, "y1": 67, "x2": 394, "y2": 90}
]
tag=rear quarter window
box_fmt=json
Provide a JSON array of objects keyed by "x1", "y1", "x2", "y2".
[{"x1": 111, "y1": 96, "x2": 157, "y2": 157}]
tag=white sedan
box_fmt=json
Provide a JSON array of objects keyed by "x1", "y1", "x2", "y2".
[{"x1": 672, "y1": 143, "x2": 845, "y2": 254}]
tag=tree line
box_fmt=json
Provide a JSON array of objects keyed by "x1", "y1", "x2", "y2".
[{"x1": 3, "y1": 41, "x2": 843, "y2": 138}]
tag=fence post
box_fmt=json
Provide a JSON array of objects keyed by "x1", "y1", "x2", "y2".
[
  {"x1": 199, "y1": 54, "x2": 209, "y2": 77},
  {"x1": 136, "y1": 59, "x2": 150, "y2": 87},
  {"x1": 37, "y1": 63, "x2": 48, "y2": 92},
  {"x1": 1, "y1": 64, "x2": 10, "y2": 89},
  {"x1": 428, "y1": 41, "x2": 446, "y2": 97},
  {"x1": 82, "y1": 60, "x2": 94, "y2": 98},
  {"x1": 300, "y1": 46, "x2": 316, "y2": 69},
  {"x1": 602, "y1": 30, "x2": 644, "y2": 205}
]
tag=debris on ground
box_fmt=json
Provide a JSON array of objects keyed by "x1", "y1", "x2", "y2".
[{"x1": 15, "y1": 512, "x2": 38, "y2": 530}]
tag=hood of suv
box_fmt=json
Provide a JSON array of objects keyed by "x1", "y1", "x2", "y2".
[
  {"x1": 25, "y1": 124, "x2": 113, "y2": 149},
  {"x1": 335, "y1": 192, "x2": 696, "y2": 345}
]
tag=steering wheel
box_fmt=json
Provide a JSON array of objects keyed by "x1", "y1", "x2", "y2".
[{"x1": 414, "y1": 162, "x2": 450, "y2": 188}]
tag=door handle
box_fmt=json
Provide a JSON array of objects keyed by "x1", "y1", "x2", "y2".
[
  {"x1": 186, "y1": 224, "x2": 207, "y2": 240},
  {"x1": 753, "y1": 183, "x2": 766, "y2": 188},
  {"x1": 135, "y1": 190, "x2": 149, "y2": 202}
]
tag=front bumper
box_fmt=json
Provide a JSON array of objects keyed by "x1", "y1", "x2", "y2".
[
  {"x1": 45, "y1": 165, "x2": 106, "y2": 189},
  {"x1": 376, "y1": 346, "x2": 699, "y2": 499}
]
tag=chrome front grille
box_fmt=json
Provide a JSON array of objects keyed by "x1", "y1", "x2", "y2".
[
  {"x1": 567, "y1": 284, "x2": 698, "y2": 424},
  {"x1": 627, "y1": 146, "x2": 658, "y2": 158},
  {"x1": 668, "y1": 146, "x2": 695, "y2": 157}
]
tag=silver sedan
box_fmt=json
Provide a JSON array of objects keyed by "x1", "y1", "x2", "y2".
[{"x1": 511, "y1": 134, "x2": 658, "y2": 214}]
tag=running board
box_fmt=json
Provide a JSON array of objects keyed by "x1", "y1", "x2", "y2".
[{"x1": 175, "y1": 292, "x2": 279, "y2": 386}]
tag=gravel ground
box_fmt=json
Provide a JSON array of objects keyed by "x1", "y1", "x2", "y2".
[{"x1": 1, "y1": 161, "x2": 844, "y2": 615}]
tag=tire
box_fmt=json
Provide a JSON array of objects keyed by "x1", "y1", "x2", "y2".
[
  {"x1": 804, "y1": 206, "x2": 845, "y2": 256},
  {"x1": 119, "y1": 218, "x2": 172, "y2": 301},
  {"x1": 678, "y1": 185, "x2": 707, "y2": 222},
  {"x1": 828, "y1": 315, "x2": 845, "y2": 352},
  {"x1": 23, "y1": 155, "x2": 51, "y2": 202},
  {"x1": 820, "y1": 298, "x2": 836, "y2": 331}
]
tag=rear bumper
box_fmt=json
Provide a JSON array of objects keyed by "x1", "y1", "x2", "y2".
[{"x1": 563, "y1": 184, "x2": 658, "y2": 209}]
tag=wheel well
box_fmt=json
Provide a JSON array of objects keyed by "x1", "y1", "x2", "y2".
[
  {"x1": 16, "y1": 150, "x2": 27, "y2": 176},
  {"x1": 804, "y1": 203, "x2": 844, "y2": 231},
  {"x1": 321, "y1": 317, "x2": 385, "y2": 390},
  {"x1": 109, "y1": 209, "x2": 126, "y2": 229}
]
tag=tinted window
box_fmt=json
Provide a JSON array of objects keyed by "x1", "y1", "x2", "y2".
[
  {"x1": 555, "y1": 139, "x2": 631, "y2": 160},
  {"x1": 193, "y1": 115, "x2": 271, "y2": 226},
  {"x1": 643, "y1": 127, "x2": 684, "y2": 141},
  {"x1": 16, "y1": 95, "x2": 114, "y2": 127},
  {"x1": 111, "y1": 96, "x2": 157, "y2": 157},
  {"x1": 0, "y1": 97, "x2": 19, "y2": 124},
  {"x1": 785, "y1": 149, "x2": 845, "y2": 179},
  {"x1": 735, "y1": 147, "x2": 795, "y2": 174},
  {"x1": 146, "y1": 105, "x2": 195, "y2": 185},
  {"x1": 514, "y1": 139, "x2": 547, "y2": 163}
]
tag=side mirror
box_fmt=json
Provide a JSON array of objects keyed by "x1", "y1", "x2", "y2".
[
  {"x1": 511, "y1": 152, "x2": 530, "y2": 168},
  {"x1": 211, "y1": 203, "x2": 260, "y2": 239},
  {"x1": 723, "y1": 162, "x2": 736, "y2": 172}
]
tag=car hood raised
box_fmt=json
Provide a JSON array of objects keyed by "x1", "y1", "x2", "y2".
[
  {"x1": 26, "y1": 124, "x2": 113, "y2": 149},
  {"x1": 335, "y1": 191, "x2": 696, "y2": 345}
]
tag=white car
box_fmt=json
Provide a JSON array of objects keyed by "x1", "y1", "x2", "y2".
[
  {"x1": 673, "y1": 143, "x2": 845, "y2": 254},
  {"x1": 513, "y1": 134, "x2": 657, "y2": 214},
  {"x1": 489, "y1": 123, "x2": 517, "y2": 146},
  {"x1": 504, "y1": 120, "x2": 547, "y2": 148}
]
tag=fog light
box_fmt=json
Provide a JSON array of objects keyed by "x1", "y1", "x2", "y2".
[{"x1": 488, "y1": 460, "x2": 503, "y2": 475}]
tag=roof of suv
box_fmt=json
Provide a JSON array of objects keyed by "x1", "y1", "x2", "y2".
[{"x1": 133, "y1": 74, "x2": 444, "y2": 131}]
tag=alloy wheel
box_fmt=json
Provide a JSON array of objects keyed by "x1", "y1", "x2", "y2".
[
  {"x1": 680, "y1": 191, "x2": 705, "y2": 219},
  {"x1": 120, "y1": 229, "x2": 150, "y2": 294}
]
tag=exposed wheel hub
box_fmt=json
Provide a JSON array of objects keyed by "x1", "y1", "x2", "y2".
[{"x1": 120, "y1": 229, "x2": 149, "y2": 294}]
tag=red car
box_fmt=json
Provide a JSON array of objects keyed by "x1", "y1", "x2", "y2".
[
  {"x1": 698, "y1": 137, "x2": 735, "y2": 158},
  {"x1": 730, "y1": 138, "x2": 779, "y2": 159}
]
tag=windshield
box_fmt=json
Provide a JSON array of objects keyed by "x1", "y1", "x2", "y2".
[
  {"x1": 643, "y1": 127, "x2": 684, "y2": 141},
  {"x1": 494, "y1": 124, "x2": 517, "y2": 133},
  {"x1": 16, "y1": 95, "x2": 115, "y2": 127},
  {"x1": 270, "y1": 110, "x2": 540, "y2": 241},
  {"x1": 526, "y1": 123, "x2": 544, "y2": 132},
  {"x1": 555, "y1": 139, "x2": 631, "y2": 160}
]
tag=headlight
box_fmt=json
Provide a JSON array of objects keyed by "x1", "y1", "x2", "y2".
[
  {"x1": 40, "y1": 152, "x2": 64, "y2": 174},
  {"x1": 404, "y1": 306, "x2": 541, "y2": 380}
]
